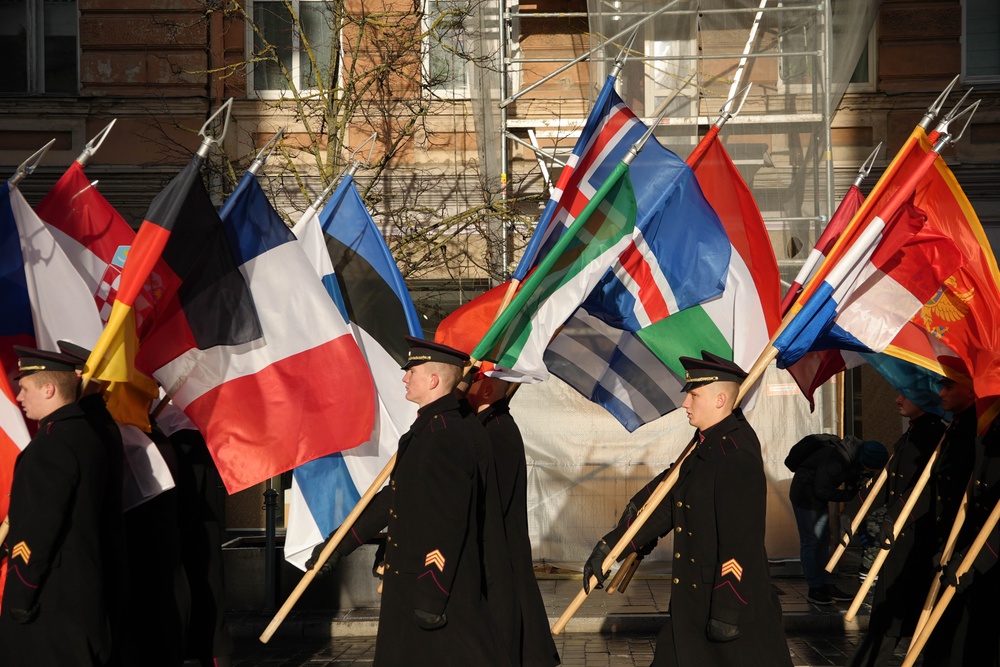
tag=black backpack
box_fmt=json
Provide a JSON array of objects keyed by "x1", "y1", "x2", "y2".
[{"x1": 784, "y1": 433, "x2": 841, "y2": 472}]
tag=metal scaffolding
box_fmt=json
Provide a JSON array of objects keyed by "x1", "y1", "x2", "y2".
[{"x1": 477, "y1": 0, "x2": 879, "y2": 288}]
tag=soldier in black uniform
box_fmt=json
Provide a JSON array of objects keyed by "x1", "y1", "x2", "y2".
[
  {"x1": 0, "y1": 346, "x2": 112, "y2": 666},
  {"x1": 307, "y1": 338, "x2": 511, "y2": 667},
  {"x1": 581, "y1": 351, "x2": 791, "y2": 667},
  {"x1": 468, "y1": 369, "x2": 560, "y2": 667},
  {"x1": 920, "y1": 378, "x2": 978, "y2": 667},
  {"x1": 845, "y1": 394, "x2": 947, "y2": 667},
  {"x1": 929, "y1": 412, "x2": 1000, "y2": 666},
  {"x1": 58, "y1": 340, "x2": 128, "y2": 666}
]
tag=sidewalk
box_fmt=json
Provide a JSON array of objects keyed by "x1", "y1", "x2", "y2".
[{"x1": 229, "y1": 556, "x2": 878, "y2": 641}]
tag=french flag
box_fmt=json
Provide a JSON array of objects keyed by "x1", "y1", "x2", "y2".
[
  {"x1": 0, "y1": 181, "x2": 104, "y2": 374},
  {"x1": 147, "y1": 173, "x2": 376, "y2": 494},
  {"x1": 0, "y1": 369, "x2": 30, "y2": 606},
  {"x1": 774, "y1": 199, "x2": 963, "y2": 368},
  {"x1": 284, "y1": 174, "x2": 421, "y2": 569}
]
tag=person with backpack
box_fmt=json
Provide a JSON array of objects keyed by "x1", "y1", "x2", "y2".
[{"x1": 785, "y1": 433, "x2": 888, "y2": 604}]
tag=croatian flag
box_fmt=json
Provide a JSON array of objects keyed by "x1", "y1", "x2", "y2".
[
  {"x1": 285, "y1": 174, "x2": 420, "y2": 569},
  {"x1": 35, "y1": 161, "x2": 140, "y2": 324}
]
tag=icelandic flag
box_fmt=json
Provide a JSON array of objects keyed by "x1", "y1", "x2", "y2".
[
  {"x1": 138, "y1": 171, "x2": 376, "y2": 493},
  {"x1": 516, "y1": 75, "x2": 730, "y2": 330},
  {"x1": 284, "y1": 174, "x2": 420, "y2": 569}
]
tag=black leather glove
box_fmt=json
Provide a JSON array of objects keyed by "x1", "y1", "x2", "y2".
[
  {"x1": 706, "y1": 618, "x2": 740, "y2": 642},
  {"x1": 931, "y1": 548, "x2": 947, "y2": 571},
  {"x1": 943, "y1": 554, "x2": 974, "y2": 593},
  {"x1": 372, "y1": 540, "x2": 387, "y2": 579},
  {"x1": 306, "y1": 536, "x2": 342, "y2": 574},
  {"x1": 9, "y1": 604, "x2": 39, "y2": 624},
  {"x1": 414, "y1": 608, "x2": 447, "y2": 630},
  {"x1": 583, "y1": 540, "x2": 612, "y2": 594},
  {"x1": 877, "y1": 519, "x2": 896, "y2": 550},
  {"x1": 636, "y1": 537, "x2": 658, "y2": 559}
]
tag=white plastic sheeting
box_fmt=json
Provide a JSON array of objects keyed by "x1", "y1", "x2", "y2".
[{"x1": 510, "y1": 363, "x2": 838, "y2": 563}]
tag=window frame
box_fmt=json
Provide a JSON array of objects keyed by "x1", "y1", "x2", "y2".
[
  {"x1": 0, "y1": 0, "x2": 79, "y2": 95},
  {"x1": 962, "y1": 0, "x2": 1000, "y2": 86},
  {"x1": 245, "y1": 0, "x2": 338, "y2": 100},
  {"x1": 422, "y1": 0, "x2": 473, "y2": 100}
]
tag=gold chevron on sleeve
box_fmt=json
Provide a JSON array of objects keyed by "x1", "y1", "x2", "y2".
[
  {"x1": 11, "y1": 541, "x2": 31, "y2": 564},
  {"x1": 425, "y1": 549, "x2": 446, "y2": 572},
  {"x1": 720, "y1": 558, "x2": 743, "y2": 581}
]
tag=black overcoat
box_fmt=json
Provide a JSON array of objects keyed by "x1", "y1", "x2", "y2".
[
  {"x1": 605, "y1": 409, "x2": 791, "y2": 667},
  {"x1": 480, "y1": 399, "x2": 560, "y2": 667},
  {"x1": 0, "y1": 402, "x2": 111, "y2": 666},
  {"x1": 923, "y1": 414, "x2": 1000, "y2": 667},
  {"x1": 346, "y1": 394, "x2": 511, "y2": 667},
  {"x1": 862, "y1": 412, "x2": 947, "y2": 638}
]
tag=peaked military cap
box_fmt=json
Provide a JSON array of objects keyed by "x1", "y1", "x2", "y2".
[
  {"x1": 14, "y1": 345, "x2": 81, "y2": 379},
  {"x1": 680, "y1": 350, "x2": 747, "y2": 392},
  {"x1": 402, "y1": 336, "x2": 470, "y2": 370},
  {"x1": 56, "y1": 340, "x2": 91, "y2": 371}
]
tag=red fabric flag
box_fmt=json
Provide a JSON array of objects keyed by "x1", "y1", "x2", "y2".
[{"x1": 686, "y1": 126, "x2": 782, "y2": 337}]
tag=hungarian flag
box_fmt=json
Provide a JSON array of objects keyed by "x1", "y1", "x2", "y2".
[
  {"x1": 85, "y1": 154, "x2": 262, "y2": 389},
  {"x1": 284, "y1": 174, "x2": 420, "y2": 569},
  {"x1": 148, "y1": 173, "x2": 376, "y2": 493}
]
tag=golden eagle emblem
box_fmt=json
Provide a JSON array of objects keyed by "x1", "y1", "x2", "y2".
[{"x1": 920, "y1": 276, "x2": 974, "y2": 337}]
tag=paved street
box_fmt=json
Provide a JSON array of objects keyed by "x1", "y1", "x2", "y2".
[
  {"x1": 223, "y1": 555, "x2": 924, "y2": 666},
  {"x1": 230, "y1": 630, "x2": 915, "y2": 666}
]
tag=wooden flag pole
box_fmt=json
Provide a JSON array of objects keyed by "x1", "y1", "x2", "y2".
[
  {"x1": 605, "y1": 552, "x2": 638, "y2": 594},
  {"x1": 605, "y1": 552, "x2": 641, "y2": 594},
  {"x1": 0, "y1": 516, "x2": 8, "y2": 548},
  {"x1": 259, "y1": 452, "x2": 396, "y2": 643},
  {"x1": 902, "y1": 493, "x2": 1000, "y2": 667},
  {"x1": 844, "y1": 437, "x2": 943, "y2": 622},
  {"x1": 911, "y1": 474, "x2": 973, "y2": 643},
  {"x1": 825, "y1": 465, "x2": 891, "y2": 573},
  {"x1": 552, "y1": 437, "x2": 697, "y2": 635}
]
